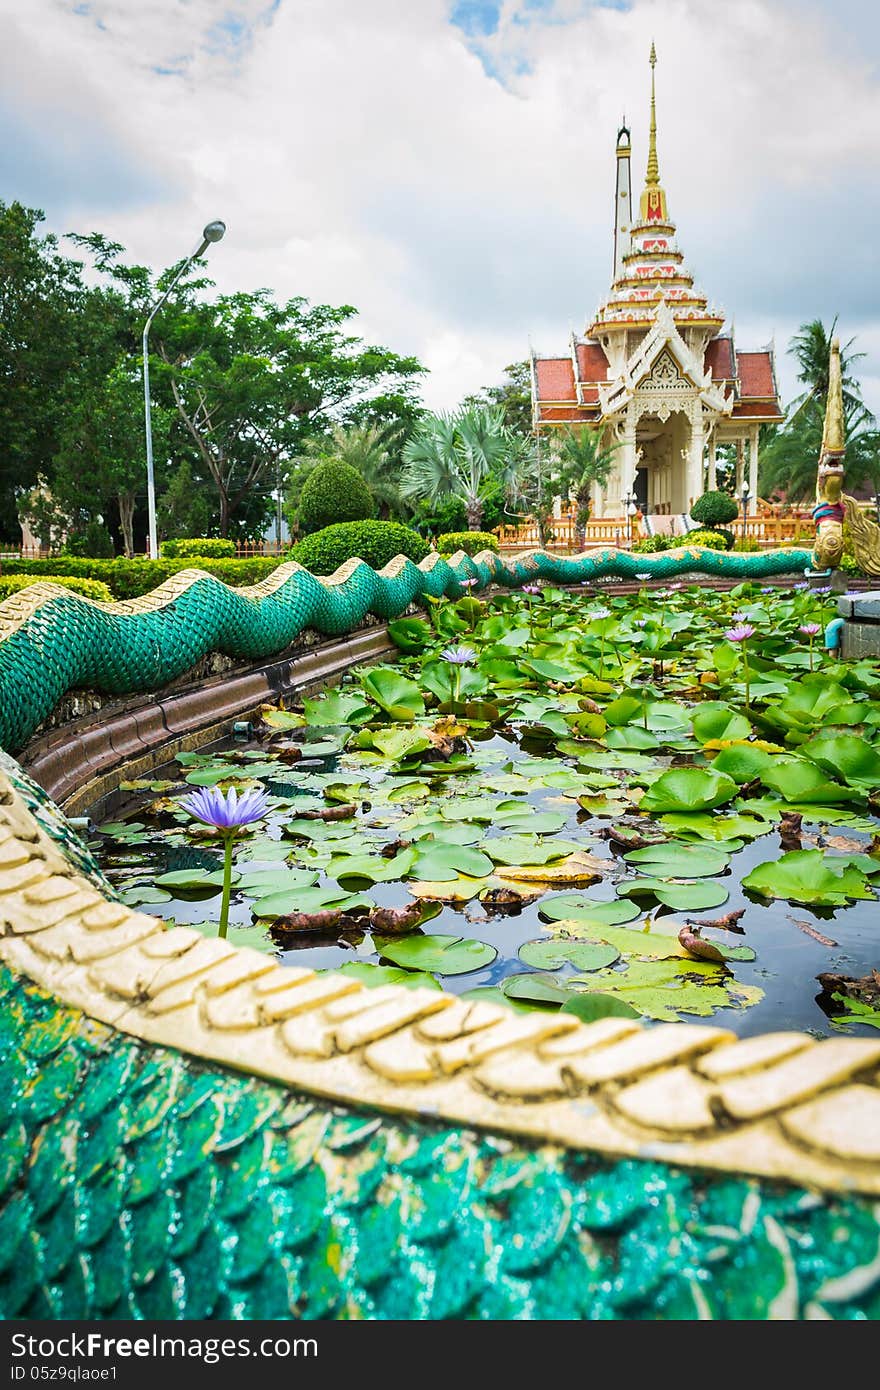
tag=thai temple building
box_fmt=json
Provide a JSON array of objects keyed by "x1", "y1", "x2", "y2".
[{"x1": 530, "y1": 46, "x2": 783, "y2": 519}]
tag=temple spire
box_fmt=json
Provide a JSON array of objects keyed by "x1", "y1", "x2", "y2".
[
  {"x1": 639, "y1": 43, "x2": 669, "y2": 222},
  {"x1": 646, "y1": 42, "x2": 660, "y2": 185},
  {"x1": 822, "y1": 336, "x2": 846, "y2": 457}
]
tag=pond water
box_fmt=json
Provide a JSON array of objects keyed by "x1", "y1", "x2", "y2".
[{"x1": 91, "y1": 580, "x2": 880, "y2": 1037}]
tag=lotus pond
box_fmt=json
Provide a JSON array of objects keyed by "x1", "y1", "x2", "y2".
[{"x1": 93, "y1": 580, "x2": 880, "y2": 1035}]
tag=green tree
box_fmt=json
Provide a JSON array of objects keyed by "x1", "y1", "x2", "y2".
[
  {"x1": 400, "y1": 406, "x2": 515, "y2": 530},
  {"x1": 0, "y1": 203, "x2": 89, "y2": 537},
  {"x1": 158, "y1": 289, "x2": 423, "y2": 535},
  {"x1": 299, "y1": 422, "x2": 405, "y2": 520},
  {"x1": 508, "y1": 427, "x2": 616, "y2": 543},
  {"x1": 462, "y1": 361, "x2": 533, "y2": 437},
  {"x1": 157, "y1": 460, "x2": 215, "y2": 541}
]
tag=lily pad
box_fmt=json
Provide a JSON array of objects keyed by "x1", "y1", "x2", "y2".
[
  {"x1": 154, "y1": 867, "x2": 239, "y2": 894},
  {"x1": 335, "y1": 961, "x2": 441, "y2": 990},
  {"x1": 640, "y1": 766, "x2": 738, "y2": 814},
  {"x1": 252, "y1": 885, "x2": 373, "y2": 918},
  {"x1": 360, "y1": 666, "x2": 426, "y2": 720},
  {"x1": 742, "y1": 850, "x2": 876, "y2": 906},
  {"x1": 502, "y1": 973, "x2": 576, "y2": 1007},
  {"x1": 624, "y1": 842, "x2": 730, "y2": 878},
  {"x1": 410, "y1": 842, "x2": 494, "y2": 882},
  {"x1": 302, "y1": 690, "x2": 373, "y2": 726},
  {"x1": 561, "y1": 993, "x2": 641, "y2": 1022},
  {"x1": 539, "y1": 896, "x2": 641, "y2": 926},
  {"x1": 481, "y1": 836, "x2": 580, "y2": 866},
  {"x1": 519, "y1": 939, "x2": 620, "y2": 972},
  {"x1": 374, "y1": 933, "x2": 497, "y2": 975},
  {"x1": 618, "y1": 878, "x2": 730, "y2": 910}
]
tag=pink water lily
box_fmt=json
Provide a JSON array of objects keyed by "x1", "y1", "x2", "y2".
[{"x1": 724, "y1": 623, "x2": 755, "y2": 643}]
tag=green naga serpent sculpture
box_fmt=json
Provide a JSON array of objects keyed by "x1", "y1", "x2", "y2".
[{"x1": 2, "y1": 536, "x2": 880, "y2": 1322}]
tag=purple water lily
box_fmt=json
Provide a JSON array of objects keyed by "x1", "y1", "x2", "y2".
[
  {"x1": 181, "y1": 784, "x2": 270, "y2": 830},
  {"x1": 180, "y1": 785, "x2": 269, "y2": 939},
  {"x1": 591, "y1": 606, "x2": 611, "y2": 621},
  {"x1": 440, "y1": 645, "x2": 477, "y2": 665},
  {"x1": 635, "y1": 572, "x2": 652, "y2": 582},
  {"x1": 522, "y1": 583, "x2": 542, "y2": 595},
  {"x1": 460, "y1": 577, "x2": 479, "y2": 589},
  {"x1": 633, "y1": 617, "x2": 648, "y2": 628}
]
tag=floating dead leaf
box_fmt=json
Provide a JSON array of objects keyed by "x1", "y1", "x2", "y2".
[
  {"x1": 297, "y1": 804, "x2": 357, "y2": 822},
  {"x1": 817, "y1": 968, "x2": 880, "y2": 1004},
  {"x1": 479, "y1": 883, "x2": 543, "y2": 909},
  {"x1": 788, "y1": 915, "x2": 838, "y2": 948},
  {"x1": 368, "y1": 901, "x2": 426, "y2": 934},
  {"x1": 678, "y1": 923, "x2": 727, "y2": 964},
  {"x1": 495, "y1": 851, "x2": 610, "y2": 885},
  {"x1": 271, "y1": 909, "x2": 348, "y2": 934},
  {"x1": 407, "y1": 875, "x2": 488, "y2": 901},
  {"x1": 685, "y1": 908, "x2": 746, "y2": 934}
]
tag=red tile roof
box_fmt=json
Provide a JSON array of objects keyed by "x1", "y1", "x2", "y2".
[
  {"x1": 537, "y1": 404, "x2": 597, "y2": 424},
  {"x1": 705, "y1": 336, "x2": 735, "y2": 380},
  {"x1": 737, "y1": 350, "x2": 775, "y2": 399},
  {"x1": 731, "y1": 400, "x2": 783, "y2": 419},
  {"x1": 575, "y1": 342, "x2": 609, "y2": 384},
  {"x1": 534, "y1": 357, "x2": 576, "y2": 401}
]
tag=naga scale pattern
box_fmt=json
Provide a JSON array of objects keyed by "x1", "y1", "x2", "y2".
[{"x1": 0, "y1": 546, "x2": 812, "y2": 755}]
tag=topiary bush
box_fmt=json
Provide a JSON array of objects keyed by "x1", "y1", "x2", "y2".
[
  {"x1": 288, "y1": 520, "x2": 429, "y2": 576},
  {"x1": 0, "y1": 556, "x2": 280, "y2": 600},
  {"x1": 297, "y1": 460, "x2": 375, "y2": 535},
  {"x1": 690, "y1": 490, "x2": 740, "y2": 528},
  {"x1": 160, "y1": 537, "x2": 236, "y2": 559},
  {"x1": 0, "y1": 574, "x2": 113, "y2": 603},
  {"x1": 436, "y1": 531, "x2": 499, "y2": 556},
  {"x1": 683, "y1": 529, "x2": 729, "y2": 551}
]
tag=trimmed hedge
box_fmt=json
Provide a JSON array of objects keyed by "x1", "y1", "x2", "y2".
[
  {"x1": 690, "y1": 490, "x2": 740, "y2": 528},
  {"x1": 632, "y1": 535, "x2": 672, "y2": 553},
  {"x1": 288, "y1": 520, "x2": 429, "y2": 576},
  {"x1": 683, "y1": 529, "x2": 729, "y2": 551},
  {"x1": 297, "y1": 460, "x2": 375, "y2": 534},
  {"x1": 0, "y1": 556, "x2": 280, "y2": 600},
  {"x1": 436, "y1": 530, "x2": 499, "y2": 556},
  {"x1": 0, "y1": 574, "x2": 114, "y2": 603},
  {"x1": 160, "y1": 537, "x2": 236, "y2": 559}
]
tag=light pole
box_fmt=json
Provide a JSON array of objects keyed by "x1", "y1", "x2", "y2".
[
  {"x1": 624, "y1": 490, "x2": 635, "y2": 547},
  {"x1": 142, "y1": 220, "x2": 226, "y2": 559},
  {"x1": 740, "y1": 479, "x2": 750, "y2": 548}
]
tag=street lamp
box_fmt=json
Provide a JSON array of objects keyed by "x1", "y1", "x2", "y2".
[
  {"x1": 624, "y1": 490, "x2": 637, "y2": 547},
  {"x1": 142, "y1": 220, "x2": 226, "y2": 559},
  {"x1": 740, "y1": 479, "x2": 750, "y2": 547}
]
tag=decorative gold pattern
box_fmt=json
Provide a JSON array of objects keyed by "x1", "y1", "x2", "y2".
[{"x1": 1, "y1": 770, "x2": 879, "y2": 1196}]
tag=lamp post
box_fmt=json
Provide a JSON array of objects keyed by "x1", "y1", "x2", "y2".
[
  {"x1": 142, "y1": 220, "x2": 226, "y2": 559},
  {"x1": 624, "y1": 490, "x2": 634, "y2": 547},
  {"x1": 740, "y1": 479, "x2": 750, "y2": 548}
]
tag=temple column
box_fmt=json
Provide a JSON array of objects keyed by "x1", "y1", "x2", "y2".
[
  {"x1": 735, "y1": 438, "x2": 744, "y2": 493},
  {"x1": 685, "y1": 408, "x2": 704, "y2": 513},
  {"x1": 707, "y1": 433, "x2": 717, "y2": 491},
  {"x1": 749, "y1": 424, "x2": 759, "y2": 505},
  {"x1": 620, "y1": 407, "x2": 638, "y2": 512}
]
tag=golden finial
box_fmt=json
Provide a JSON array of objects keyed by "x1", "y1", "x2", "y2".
[
  {"x1": 822, "y1": 336, "x2": 846, "y2": 456},
  {"x1": 646, "y1": 42, "x2": 660, "y2": 186}
]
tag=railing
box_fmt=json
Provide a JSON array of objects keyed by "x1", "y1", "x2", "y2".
[{"x1": 497, "y1": 511, "x2": 817, "y2": 553}]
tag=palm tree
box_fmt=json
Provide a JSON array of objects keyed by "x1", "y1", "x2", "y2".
[
  {"x1": 400, "y1": 406, "x2": 514, "y2": 530},
  {"x1": 552, "y1": 427, "x2": 617, "y2": 525},
  {"x1": 760, "y1": 319, "x2": 879, "y2": 502},
  {"x1": 306, "y1": 423, "x2": 404, "y2": 519},
  {"x1": 788, "y1": 319, "x2": 870, "y2": 427}
]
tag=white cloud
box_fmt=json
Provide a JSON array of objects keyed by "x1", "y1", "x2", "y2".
[{"x1": 2, "y1": 0, "x2": 879, "y2": 415}]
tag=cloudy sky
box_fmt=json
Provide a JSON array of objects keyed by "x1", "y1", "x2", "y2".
[{"x1": 3, "y1": 0, "x2": 879, "y2": 415}]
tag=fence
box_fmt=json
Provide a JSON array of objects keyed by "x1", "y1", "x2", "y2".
[{"x1": 496, "y1": 510, "x2": 816, "y2": 553}]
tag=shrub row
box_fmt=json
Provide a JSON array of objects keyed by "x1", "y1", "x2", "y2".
[
  {"x1": 288, "y1": 520, "x2": 429, "y2": 576},
  {"x1": 0, "y1": 556, "x2": 280, "y2": 600},
  {"x1": 436, "y1": 531, "x2": 499, "y2": 556},
  {"x1": 681, "y1": 529, "x2": 731, "y2": 551},
  {"x1": 0, "y1": 574, "x2": 114, "y2": 603},
  {"x1": 159, "y1": 537, "x2": 236, "y2": 559}
]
